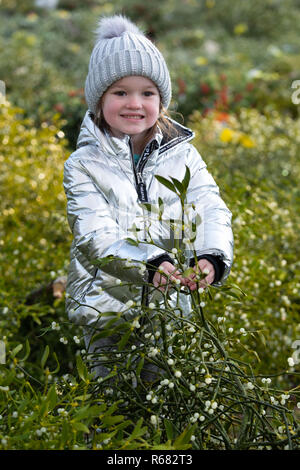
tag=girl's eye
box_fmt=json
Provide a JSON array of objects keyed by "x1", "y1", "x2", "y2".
[
  {"x1": 144, "y1": 91, "x2": 155, "y2": 97},
  {"x1": 113, "y1": 91, "x2": 126, "y2": 96}
]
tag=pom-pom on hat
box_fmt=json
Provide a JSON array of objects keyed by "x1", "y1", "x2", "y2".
[{"x1": 84, "y1": 15, "x2": 172, "y2": 115}]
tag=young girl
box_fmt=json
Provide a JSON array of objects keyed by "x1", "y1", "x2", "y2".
[{"x1": 63, "y1": 15, "x2": 234, "y2": 378}]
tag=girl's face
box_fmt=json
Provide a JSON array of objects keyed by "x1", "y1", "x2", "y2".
[{"x1": 101, "y1": 76, "x2": 160, "y2": 150}]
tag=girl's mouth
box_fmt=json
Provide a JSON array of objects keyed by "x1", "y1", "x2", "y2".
[{"x1": 121, "y1": 115, "x2": 144, "y2": 120}]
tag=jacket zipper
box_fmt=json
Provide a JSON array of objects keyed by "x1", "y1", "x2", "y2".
[
  {"x1": 128, "y1": 131, "x2": 191, "y2": 308},
  {"x1": 129, "y1": 140, "x2": 149, "y2": 204},
  {"x1": 136, "y1": 171, "x2": 148, "y2": 203},
  {"x1": 128, "y1": 140, "x2": 153, "y2": 308},
  {"x1": 129, "y1": 129, "x2": 193, "y2": 203}
]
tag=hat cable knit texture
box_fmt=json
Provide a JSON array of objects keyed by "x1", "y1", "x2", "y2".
[{"x1": 84, "y1": 15, "x2": 172, "y2": 115}]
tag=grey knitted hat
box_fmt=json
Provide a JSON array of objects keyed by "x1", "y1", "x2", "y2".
[{"x1": 84, "y1": 15, "x2": 172, "y2": 115}]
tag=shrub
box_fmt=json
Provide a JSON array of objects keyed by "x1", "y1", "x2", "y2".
[
  {"x1": 188, "y1": 108, "x2": 300, "y2": 378},
  {"x1": 0, "y1": 101, "x2": 155, "y2": 450},
  {"x1": 75, "y1": 167, "x2": 299, "y2": 449},
  {"x1": 0, "y1": 100, "x2": 74, "y2": 373}
]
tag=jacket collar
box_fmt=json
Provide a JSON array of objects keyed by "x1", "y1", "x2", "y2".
[
  {"x1": 159, "y1": 118, "x2": 194, "y2": 155},
  {"x1": 76, "y1": 110, "x2": 194, "y2": 159}
]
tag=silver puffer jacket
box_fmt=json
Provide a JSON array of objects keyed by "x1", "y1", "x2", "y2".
[{"x1": 63, "y1": 111, "x2": 234, "y2": 328}]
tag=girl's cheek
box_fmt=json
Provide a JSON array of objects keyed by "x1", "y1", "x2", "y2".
[{"x1": 102, "y1": 103, "x2": 118, "y2": 122}]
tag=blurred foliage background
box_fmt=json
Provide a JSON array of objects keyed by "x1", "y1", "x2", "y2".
[
  {"x1": 0, "y1": 0, "x2": 300, "y2": 450},
  {"x1": 1, "y1": 0, "x2": 300, "y2": 147}
]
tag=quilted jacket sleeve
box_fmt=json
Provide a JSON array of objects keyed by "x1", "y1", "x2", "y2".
[
  {"x1": 63, "y1": 158, "x2": 168, "y2": 283},
  {"x1": 185, "y1": 145, "x2": 234, "y2": 284}
]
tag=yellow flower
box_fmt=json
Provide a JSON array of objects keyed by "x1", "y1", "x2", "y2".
[
  {"x1": 56, "y1": 9, "x2": 70, "y2": 19},
  {"x1": 25, "y1": 35, "x2": 37, "y2": 47},
  {"x1": 234, "y1": 23, "x2": 248, "y2": 35},
  {"x1": 239, "y1": 134, "x2": 256, "y2": 148},
  {"x1": 195, "y1": 56, "x2": 208, "y2": 66},
  {"x1": 68, "y1": 43, "x2": 81, "y2": 54},
  {"x1": 219, "y1": 128, "x2": 235, "y2": 143}
]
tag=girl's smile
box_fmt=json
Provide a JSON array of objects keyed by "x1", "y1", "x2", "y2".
[{"x1": 101, "y1": 76, "x2": 160, "y2": 152}]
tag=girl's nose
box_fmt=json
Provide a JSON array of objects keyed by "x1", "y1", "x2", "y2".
[{"x1": 126, "y1": 95, "x2": 142, "y2": 109}]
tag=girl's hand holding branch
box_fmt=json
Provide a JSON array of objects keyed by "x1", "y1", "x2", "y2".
[
  {"x1": 185, "y1": 259, "x2": 215, "y2": 291},
  {"x1": 153, "y1": 259, "x2": 215, "y2": 293},
  {"x1": 153, "y1": 261, "x2": 187, "y2": 292}
]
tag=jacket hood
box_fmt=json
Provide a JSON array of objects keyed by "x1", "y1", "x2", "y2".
[
  {"x1": 76, "y1": 110, "x2": 194, "y2": 156},
  {"x1": 76, "y1": 111, "x2": 113, "y2": 151}
]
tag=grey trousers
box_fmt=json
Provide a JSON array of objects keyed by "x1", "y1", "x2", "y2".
[{"x1": 83, "y1": 330, "x2": 161, "y2": 383}]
